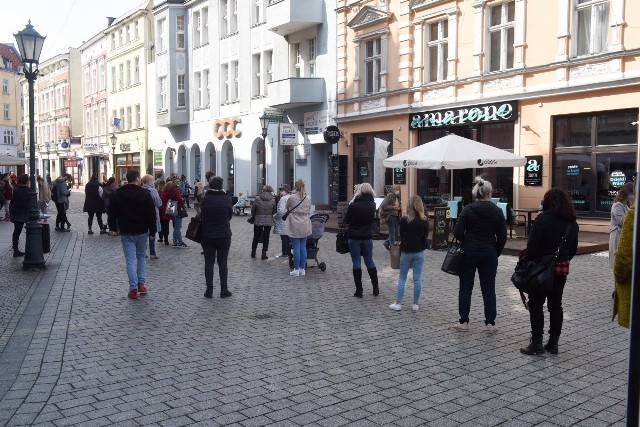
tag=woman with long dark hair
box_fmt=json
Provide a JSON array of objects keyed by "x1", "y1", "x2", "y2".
[{"x1": 520, "y1": 188, "x2": 579, "y2": 355}]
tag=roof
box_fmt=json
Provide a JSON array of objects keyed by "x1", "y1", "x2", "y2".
[{"x1": 0, "y1": 43, "x2": 22, "y2": 72}]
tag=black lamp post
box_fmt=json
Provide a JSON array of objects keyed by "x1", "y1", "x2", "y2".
[
  {"x1": 110, "y1": 133, "x2": 117, "y2": 178},
  {"x1": 259, "y1": 114, "x2": 269, "y2": 139},
  {"x1": 14, "y1": 21, "x2": 46, "y2": 270}
]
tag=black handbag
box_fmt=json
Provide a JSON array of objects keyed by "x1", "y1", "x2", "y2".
[
  {"x1": 185, "y1": 215, "x2": 202, "y2": 243},
  {"x1": 511, "y1": 225, "x2": 571, "y2": 294},
  {"x1": 247, "y1": 216, "x2": 255, "y2": 224},
  {"x1": 336, "y1": 231, "x2": 349, "y2": 254},
  {"x1": 177, "y1": 203, "x2": 188, "y2": 218},
  {"x1": 441, "y1": 239, "x2": 463, "y2": 276}
]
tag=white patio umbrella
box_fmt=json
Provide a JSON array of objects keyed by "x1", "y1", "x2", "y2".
[{"x1": 382, "y1": 134, "x2": 526, "y2": 170}]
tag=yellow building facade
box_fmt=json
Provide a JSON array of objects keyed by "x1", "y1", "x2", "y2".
[{"x1": 336, "y1": 0, "x2": 639, "y2": 229}]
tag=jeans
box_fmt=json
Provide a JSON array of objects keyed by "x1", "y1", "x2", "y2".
[
  {"x1": 12, "y1": 221, "x2": 24, "y2": 250},
  {"x1": 172, "y1": 216, "x2": 184, "y2": 244},
  {"x1": 385, "y1": 215, "x2": 400, "y2": 245},
  {"x1": 528, "y1": 274, "x2": 567, "y2": 337},
  {"x1": 252, "y1": 225, "x2": 272, "y2": 252},
  {"x1": 291, "y1": 237, "x2": 307, "y2": 270},
  {"x1": 395, "y1": 251, "x2": 425, "y2": 303},
  {"x1": 120, "y1": 234, "x2": 148, "y2": 291},
  {"x1": 148, "y1": 235, "x2": 156, "y2": 256},
  {"x1": 87, "y1": 212, "x2": 104, "y2": 230},
  {"x1": 38, "y1": 201, "x2": 48, "y2": 216},
  {"x1": 458, "y1": 250, "x2": 498, "y2": 325},
  {"x1": 201, "y1": 237, "x2": 231, "y2": 289},
  {"x1": 55, "y1": 202, "x2": 68, "y2": 229},
  {"x1": 348, "y1": 239, "x2": 375, "y2": 270}
]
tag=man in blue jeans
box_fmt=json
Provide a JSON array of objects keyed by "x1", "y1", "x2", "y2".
[{"x1": 108, "y1": 170, "x2": 157, "y2": 299}]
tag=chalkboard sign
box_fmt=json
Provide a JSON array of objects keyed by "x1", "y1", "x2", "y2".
[
  {"x1": 394, "y1": 168, "x2": 406, "y2": 184},
  {"x1": 432, "y1": 206, "x2": 450, "y2": 250}
]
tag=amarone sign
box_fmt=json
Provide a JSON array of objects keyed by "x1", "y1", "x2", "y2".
[{"x1": 409, "y1": 101, "x2": 517, "y2": 130}]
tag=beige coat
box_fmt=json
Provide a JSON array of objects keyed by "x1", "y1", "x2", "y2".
[
  {"x1": 282, "y1": 191, "x2": 312, "y2": 238},
  {"x1": 38, "y1": 181, "x2": 51, "y2": 204}
]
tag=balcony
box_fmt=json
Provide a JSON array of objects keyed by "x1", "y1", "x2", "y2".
[
  {"x1": 267, "y1": 77, "x2": 325, "y2": 109},
  {"x1": 266, "y1": 0, "x2": 323, "y2": 37}
]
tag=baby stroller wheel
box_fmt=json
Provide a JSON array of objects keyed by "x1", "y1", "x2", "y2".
[{"x1": 319, "y1": 262, "x2": 326, "y2": 272}]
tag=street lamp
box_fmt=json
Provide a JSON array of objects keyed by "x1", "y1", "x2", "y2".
[
  {"x1": 14, "y1": 21, "x2": 46, "y2": 270},
  {"x1": 110, "y1": 133, "x2": 117, "y2": 178},
  {"x1": 259, "y1": 114, "x2": 269, "y2": 139}
]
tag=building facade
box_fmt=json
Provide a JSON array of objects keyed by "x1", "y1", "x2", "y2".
[
  {"x1": 336, "y1": 0, "x2": 639, "y2": 229},
  {"x1": 0, "y1": 44, "x2": 23, "y2": 175}
]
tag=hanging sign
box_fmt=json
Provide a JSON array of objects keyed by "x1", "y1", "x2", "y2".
[
  {"x1": 323, "y1": 125, "x2": 341, "y2": 144},
  {"x1": 524, "y1": 156, "x2": 542, "y2": 186},
  {"x1": 279, "y1": 123, "x2": 298, "y2": 146},
  {"x1": 393, "y1": 168, "x2": 406, "y2": 184}
]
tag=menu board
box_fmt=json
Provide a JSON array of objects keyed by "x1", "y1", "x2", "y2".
[
  {"x1": 431, "y1": 206, "x2": 450, "y2": 250},
  {"x1": 524, "y1": 156, "x2": 542, "y2": 186},
  {"x1": 394, "y1": 168, "x2": 406, "y2": 184}
]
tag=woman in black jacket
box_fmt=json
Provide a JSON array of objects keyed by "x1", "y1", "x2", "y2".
[
  {"x1": 200, "y1": 176, "x2": 233, "y2": 299},
  {"x1": 520, "y1": 187, "x2": 578, "y2": 355},
  {"x1": 83, "y1": 174, "x2": 106, "y2": 235},
  {"x1": 343, "y1": 183, "x2": 378, "y2": 298},
  {"x1": 453, "y1": 176, "x2": 507, "y2": 332},
  {"x1": 389, "y1": 195, "x2": 430, "y2": 312},
  {"x1": 9, "y1": 174, "x2": 30, "y2": 257}
]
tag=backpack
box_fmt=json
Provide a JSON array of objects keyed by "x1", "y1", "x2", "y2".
[{"x1": 51, "y1": 184, "x2": 58, "y2": 202}]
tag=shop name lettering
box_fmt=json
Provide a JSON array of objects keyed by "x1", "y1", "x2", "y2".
[{"x1": 410, "y1": 104, "x2": 513, "y2": 128}]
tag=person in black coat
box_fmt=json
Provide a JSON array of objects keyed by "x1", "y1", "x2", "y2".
[
  {"x1": 452, "y1": 176, "x2": 508, "y2": 332},
  {"x1": 343, "y1": 183, "x2": 379, "y2": 298},
  {"x1": 83, "y1": 174, "x2": 106, "y2": 235},
  {"x1": 520, "y1": 188, "x2": 579, "y2": 356},
  {"x1": 9, "y1": 174, "x2": 30, "y2": 257},
  {"x1": 200, "y1": 176, "x2": 233, "y2": 299}
]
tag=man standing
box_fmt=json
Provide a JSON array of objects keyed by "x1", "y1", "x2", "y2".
[
  {"x1": 380, "y1": 185, "x2": 401, "y2": 250},
  {"x1": 108, "y1": 170, "x2": 157, "y2": 299}
]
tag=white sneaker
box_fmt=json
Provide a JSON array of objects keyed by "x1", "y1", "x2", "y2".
[
  {"x1": 289, "y1": 269, "x2": 300, "y2": 276},
  {"x1": 485, "y1": 324, "x2": 498, "y2": 333},
  {"x1": 412, "y1": 304, "x2": 419, "y2": 312},
  {"x1": 454, "y1": 322, "x2": 469, "y2": 331},
  {"x1": 389, "y1": 303, "x2": 402, "y2": 311},
  {"x1": 299, "y1": 269, "x2": 306, "y2": 276}
]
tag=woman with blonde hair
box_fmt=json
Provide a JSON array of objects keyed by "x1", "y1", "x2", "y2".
[
  {"x1": 283, "y1": 179, "x2": 312, "y2": 276},
  {"x1": 389, "y1": 195, "x2": 430, "y2": 311},
  {"x1": 343, "y1": 182, "x2": 378, "y2": 297}
]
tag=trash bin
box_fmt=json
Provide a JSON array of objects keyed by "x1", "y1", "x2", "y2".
[{"x1": 41, "y1": 223, "x2": 51, "y2": 253}]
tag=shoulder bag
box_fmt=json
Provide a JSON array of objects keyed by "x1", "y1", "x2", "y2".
[
  {"x1": 165, "y1": 199, "x2": 178, "y2": 217},
  {"x1": 441, "y1": 238, "x2": 463, "y2": 276},
  {"x1": 177, "y1": 203, "x2": 188, "y2": 218},
  {"x1": 185, "y1": 215, "x2": 202, "y2": 243},
  {"x1": 511, "y1": 224, "x2": 571, "y2": 295},
  {"x1": 282, "y1": 195, "x2": 306, "y2": 221},
  {"x1": 336, "y1": 227, "x2": 350, "y2": 254}
]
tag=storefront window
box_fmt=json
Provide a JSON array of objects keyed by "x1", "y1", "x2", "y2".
[
  {"x1": 553, "y1": 153, "x2": 592, "y2": 212},
  {"x1": 353, "y1": 132, "x2": 392, "y2": 196},
  {"x1": 597, "y1": 111, "x2": 637, "y2": 146},
  {"x1": 595, "y1": 153, "x2": 636, "y2": 213},
  {"x1": 555, "y1": 116, "x2": 592, "y2": 148}
]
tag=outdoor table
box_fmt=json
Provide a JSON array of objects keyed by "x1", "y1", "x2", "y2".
[{"x1": 512, "y1": 208, "x2": 541, "y2": 237}]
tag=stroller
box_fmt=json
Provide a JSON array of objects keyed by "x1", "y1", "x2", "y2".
[{"x1": 288, "y1": 213, "x2": 329, "y2": 272}]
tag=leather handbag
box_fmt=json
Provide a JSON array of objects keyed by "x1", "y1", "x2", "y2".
[
  {"x1": 185, "y1": 215, "x2": 202, "y2": 243},
  {"x1": 177, "y1": 203, "x2": 188, "y2": 218},
  {"x1": 336, "y1": 231, "x2": 349, "y2": 254},
  {"x1": 165, "y1": 199, "x2": 178, "y2": 217},
  {"x1": 441, "y1": 239, "x2": 463, "y2": 276}
]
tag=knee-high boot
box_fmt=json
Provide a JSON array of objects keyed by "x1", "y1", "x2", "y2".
[
  {"x1": 367, "y1": 267, "x2": 379, "y2": 296},
  {"x1": 353, "y1": 268, "x2": 363, "y2": 298}
]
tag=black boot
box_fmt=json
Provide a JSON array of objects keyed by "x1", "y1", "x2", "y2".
[
  {"x1": 544, "y1": 335, "x2": 559, "y2": 355},
  {"x1": 13, "y1": 249, "x2": 25, "y2": 257},
  {"x1": 220, "y1": 288, "x2": 232, "y2": 298},
  {"x1": 367, "y1": 267, "x2": 379, "y2": 296},
  {"x1": 261, "y1": 251, "x2": 268, "y2": 260},
  {"x1": 250, "y1": 248, "x2": 256, "y2": 258},
  {"x1": 353, "y1": 268, "x2": 363, "y2": 298},
  {"x1": 204, "y1": 286, "x2": 213, "y2": 299},
  {"x1": 520, "y1": 335, "x2": 545, "y2": 355}
]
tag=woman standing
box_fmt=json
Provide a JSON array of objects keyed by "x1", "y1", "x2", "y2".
[
  {"x1": 609, "y1": 182, "x2": 634, "y2": 269},
  {"x1": 160, "y1": 180, "x2": 187, "y2": 247},
  {"x1": 251, "y1": 185, "x2": 276, "y2": 259},
  {"x1": 273, "y1": 184, "x2": 292, "y2": 259},
  {"x1": 452, "y1": 176, "x2": 507, "y2": 332},
  {"x1": 9, "y1": 174, "x2": 30, "y2": 257},
  {"x1": 389, "y1": 195, "x2": 429, "y2": 311},
  {"x1": 37, "y1": 175, "x2": 51, "y2": 217},
  {"x1": 142, "y1": 175, "x2": 163, "y2": 259},
  {"x1": 613, "y1": 206, "x2": 635, "y2": 328},
  {"x1": 200, "y1": 176, "x2": 233, "y2": 299},
  {"x1": 520, "y1": 188, "x2": 579, "y2": 355},
  {"x1": 343, "y1": 183, "x2": 378, "y2": 297},
  {"x1": 53, "y1": 175, "x2": 71, "y2": 231},
  {"x1": 103, "y1": 177, "x2": 118, "y2": 235},
  {"x1": 83, "y1": 174, "x2": 106, "y2": 235},
  {"x1": 283, "y1": 179, "x2": 312, "y2": 277},
  {"x1": 157, "y1": 181, "x2": 169, "y2": 244}
]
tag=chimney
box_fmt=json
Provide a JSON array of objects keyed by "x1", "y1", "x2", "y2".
[{"x1": 107, "y1": 17, "x2": 116, "y2": 26}]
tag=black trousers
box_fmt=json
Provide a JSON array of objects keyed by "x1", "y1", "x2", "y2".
[
  {"x1": 201, "y1": 237, "x2": 231, "y2": 289},
  {"x1": 280, "y1": 235, "x2": 290, "y2": 257},
  {"x1": 252, "y1": 225, "x2": 272, "y2": 252},
  {"x1": 528, "y1": 273, "x2": 567, "y2": 337},
  {"x1": 87, "y1": 212, "x2": 104, "y2": 230},
  {"x1": 160, "y1": 219, "x2": 170, "y2": 241},
  {"x1": 12, "y1": 221, "x2": 24, "y2": 250},
  {"x1": 55, "y1": 202, "x2": 68, "y2": 229}
]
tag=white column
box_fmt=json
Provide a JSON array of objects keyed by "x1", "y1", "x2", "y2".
[
  {"x1": 413, "y1": 22, "x2": 423, "y2": 88},
  {"x1": 513, "y1": 0, "x2": 526, "y2": 69},
  {"x1": 556, "y1": 0, "x2": 570, "y2": 61},
  {"x1": 472, "y1": 2, "x2": 485, "y2": 76}
]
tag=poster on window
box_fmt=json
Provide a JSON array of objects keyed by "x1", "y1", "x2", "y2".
[
  {"x1": 524, "y1": 156, "x2": 542, "y2": 186},
  {"x1": 279, "y1": 123, "x2": 298, "y2": 146}
]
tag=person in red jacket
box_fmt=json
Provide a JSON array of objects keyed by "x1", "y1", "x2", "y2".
[{"x1": 159, "y1": 180, "x2": 187, "y2": 247}]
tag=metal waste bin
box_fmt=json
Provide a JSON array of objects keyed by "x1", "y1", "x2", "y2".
[{"x1": 41, "y1": 223, "x2": 51, "y2": 253}]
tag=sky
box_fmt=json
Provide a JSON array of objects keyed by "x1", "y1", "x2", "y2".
[{"x1": 1, "y1": 0, "x2": 145, "y2": 62}]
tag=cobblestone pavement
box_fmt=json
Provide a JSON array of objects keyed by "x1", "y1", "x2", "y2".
[{"x1": 0, "y1": 191, "x2": 629, "y2": 426}]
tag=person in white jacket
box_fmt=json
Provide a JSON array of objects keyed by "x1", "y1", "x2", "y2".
[{"x1": 272, "y1": 184, "x2": 292, "y2": 259}]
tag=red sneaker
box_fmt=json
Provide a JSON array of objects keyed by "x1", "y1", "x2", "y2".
[
  {"x1": 128, "y1": 290, "x2": 138, "y2": 299},
  {"x1": 137, "y1": 283, "x2": 148, "y2": 294}
]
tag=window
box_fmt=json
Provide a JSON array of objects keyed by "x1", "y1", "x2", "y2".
[
  {"x1": 253, "y1": 51, "x2": 272, "y2": 97},
  {"x1": 120, "y1": 108, "x2": 125, "y2": 129},
  {"x1": 203, "y1": 69, "x2": 210, "y2": 107},
  {"x1": 157, "y1": 19, "x2": 167, "y2": 52},
  {"x1": 92, "y1": 65, "x2": 98, "y2": 93},
  {"x1": 308, "y1": 38, "x2": 317, "y2": 77},
  {"x1": 85, "y1": 109, "x2": 91, "y2": 135},
  {"x1": 112, "y1": 110, "x2": 117, "y2": 128},
  {"x1": 176, "y1": 16, "x2": 185, "y2": 49},
  {"x1": 119, "y1": 29, "x2": 124, "y2": 46},
  {"x1": 3, "y1": 130, "x2": 15, "y2": 145},
  {"x1": 159, "y1": 77, "x2": 167, "y2": 110},
  {"x1": 575, "y1": 0, "x2": 609, "y2": 56},
  {"x1": 100, "y1": 104, "x2": 106, "y2": 133},
  {"x1": 293, "y1": 43, "x2": 302, "y2": 78},
  {"x1": 231, "y1": 0, "x2": 238, "y2": 34},
  {"x1": 233, "y1": 60, "x2": 239, "y2": 102},
  {"x1": 111, "y1": 66, "x2": 117, "y2": 92},
  {"x1": 426, "y1": 20, "x2": 448, "y2": 82},
  {"x1": 93, "y1": 107, "x2": 98, "y2": 136},
  {"x1": 119, "y1": 64, "x2": 124, "y2": 89},
  {"x1": 265, "y1": 50, "x2": 273, "y2": 86},
  {"x1": 126, "y1": 106, "x2": 132, "y2": 130},
  {"x1": 135, "y1": 104, "x2": 141, "y2": 128},
  {"x1": 177, "y1": 74, "x2": 185, "y2": 107},
  {"x1": 364, "y1": 38, "x2": 382, "y2": 94},
  {"x1": 134, "y1": 21, "x2": 139, "y2": 39},
  {"x1": 99, "y1": 61, "x2": 105, "y2": 90},
  {"x1": 221, "y1": 64, "x2": 229, "y2": 103},
  {"x1": 252, "y1": 0, "x2": 265, "y2": 25},
  {"x1": 202, "y1": 8, "x2": 209, "y2": 44},
  {"x1": 3, "y1": 104, "x2": 9, "y2": 120},
  {"x1": 487, "y1": 1, "x2": 514, "y2": 72},
  {"x1": 126, "y1": 25, "x2": 131, "y2": 44},
  {"x1": 221, "y1": 0, "x2": 238, "y2": 36},
  {"x1": 252, "y1": 54, "x2": 260, "y2": 98},
  {"x1": 134, "y1": 57, "x2": 140, "y2": 84},
  {"x1": 84, "y1": 68, "x2": 91, "y2": 95},
  {"x1": 193, "y1": 11, "x2": 201, "y2": 48},
  {"x1": 2, "y1": 79, "x2": 8, "y2": 94},
  {"x1": 111, "y1": 33, "x2": 116, "y2": 50},
  {"x1": 195, "y1": 72, "x2": 202, "y2": 107},
  {"x1": 126, "y1": 60, "x2": 132, "y2": 86}
]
